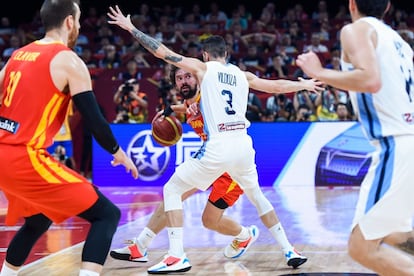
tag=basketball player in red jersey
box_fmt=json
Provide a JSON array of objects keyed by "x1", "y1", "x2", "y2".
[
  {"x1": 110, "y1": 66, "x2": 306, "y2": 269},
  {"x1": 0, "y1": 1, "x2": 138, "y2": 275}
]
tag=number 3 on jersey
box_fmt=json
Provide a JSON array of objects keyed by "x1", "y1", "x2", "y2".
[{"x1": 221, "y1": 90, "x2": 236, "y2": 115}]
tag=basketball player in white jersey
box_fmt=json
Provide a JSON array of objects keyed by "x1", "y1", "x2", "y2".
[
  {"x1": 108, "y1": 6, "x2": 323, "y2": 274},
  {"x1": 296, "y1": 0, "x2": 414, "y2": 275}
]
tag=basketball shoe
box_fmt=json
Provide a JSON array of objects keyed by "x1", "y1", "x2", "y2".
[
  {"x1": 109, "y1": 239, "x2": 148, "y2": 262},
  {"x1": 284, "y1": 248, "x2": 307, "y2": 268},
  {"x1": 147, "y1": 253, "x2": 191, "y2": 274},
  {"x1": 224, "y1": 225, "x2": 259, "y2": 259}
]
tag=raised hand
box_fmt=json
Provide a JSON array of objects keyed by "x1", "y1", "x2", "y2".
[{"x1": 107, "y1": 5, "x2": 135, "y2": 32}]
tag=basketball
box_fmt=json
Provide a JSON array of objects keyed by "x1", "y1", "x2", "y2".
[{"x1": 151, "y1": 115, "x2": 183, "y2": 146}]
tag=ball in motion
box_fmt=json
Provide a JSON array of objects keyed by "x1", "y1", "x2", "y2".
[{"x1": 151, "y1": 115, "x2": 183, "y2": 146}]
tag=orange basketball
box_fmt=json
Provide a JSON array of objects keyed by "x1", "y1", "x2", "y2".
[{"x1": 151, "y1": 115, "x2": 183, "y2": 147}]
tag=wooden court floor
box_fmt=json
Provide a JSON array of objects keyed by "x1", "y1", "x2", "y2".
[{"x1": 0, "y1": 186, "x2": 378, "y2": 275}]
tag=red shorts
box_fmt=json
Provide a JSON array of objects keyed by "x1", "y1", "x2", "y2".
[
  {"x1": 208, "y1": 172, "x2": 244, "y2": 209},
  {"x1": 0, "y1": 145, "x2": 98, "y2": 226}
]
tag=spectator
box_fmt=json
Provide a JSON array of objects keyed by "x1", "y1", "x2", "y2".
[
  {"x1": 132, "y1": 47, "x2": 151, "y2": 68},
  {"x1": 0, "y1": 17, "x2": 15, "y2": 36},
  {"x1": 241, "y1": 32, "x2": 277, "y2": 54},
  {"x1": 293, "y1": 4, "x2": 309, "y2": 21},
  {"x1": 293, "y1": 89, "x2": 317, "y2": 115},
  {"x1": 225, "y1": 8, "x2": 248, "y2": 31},
  {"x1": 286, "y1": 21, "x2": 306, "y2": 45},
  {"x1": 113, "y1": 110, "x2": 131, "y2": 124},
  {"x1": 147, "y1": 23, "x2": 164, "y2": 43},
  {"x1": 79, "y1": 47, "x2": 98, "y2": 69},
  {"x1": 335, "y1": 102, "x2": 354, "y2": 121},
  {"x1": 205, "y1": 2, "x2": 228, "y2": 23},
  {"x1": 264, "y1": 54, "x2": 288, "y2": 79},
  {"x1": 236, "y1": 4, "x2": 252, "y2": 21},
  {"x1": 246, "y1": 91, "x2": 263, "y2": 122},
  {"x1": 52, "y1": 145, "x2": 75, "y2": 170},
  {"x1": 314, "y1": 85, "x2": 341, "y2": 121},
  {"x1": 303, "y1": 32, "x2": 329, "y2": 53},
  {"x1": 225, "y1": 42, "x2": 239, "y2": 65},
  {"x1": 98, "y1": 44, "x2": 122, "y2": 69},
  {"x1": 241, "y1": 45, "x2": 266, "y2": 69},
  {"x1": 265, "y1": 94, "x2": 294, "y2": 121},
  {"x1": 311, "y1": 0, "x2": 329, "y2": 22},
  {"x1": 2, "y1": 34, "x2": 21, "y2": 61},
  {"x1": 113, "y1": 78, "x2": 149, "y2": 123},
  {"x1": 118, "y1": 59, "x2": 142, "y2": 81},
  {"x1": 275, "y1": 33, "x2": 298, "y2": 55},
  {"x1": 295, "y1": 104, "x2": 317, "y2": 122}
]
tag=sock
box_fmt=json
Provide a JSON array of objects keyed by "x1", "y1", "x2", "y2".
[
  {"x1": 137, "y1": 227, "x2": 156, "y2": 249},
  {"x1": 0, "y1": 263, "x2": 19, "y2": 276},
  {"x1": 167, "y1": 227, "x2": 184, "y2": 257},
  {"x1": 269, "y1": 223, "x2": 293, "y2": 252},
  {"x1": 235, "y1": 226, "x2": 250, "y2": 240},
  {"x1": 79, "y1": 269, "x2": 99, "y2": 276}
]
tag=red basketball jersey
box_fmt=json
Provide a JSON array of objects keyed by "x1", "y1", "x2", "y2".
[{"x1": 0, "y1": 41, "x2": 71, "y2": 149}]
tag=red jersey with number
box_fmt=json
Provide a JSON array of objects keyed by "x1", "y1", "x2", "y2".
[
  {"x1": 0, "y1": 40, "x2": 71, "y2": 149},
  {"x1": 0, "y1": 41, "x2": 98, "y2": 226}
]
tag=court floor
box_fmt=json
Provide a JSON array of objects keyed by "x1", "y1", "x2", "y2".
[{"x1": 0, "y1": 185, "x2": 378, "y2": 275}]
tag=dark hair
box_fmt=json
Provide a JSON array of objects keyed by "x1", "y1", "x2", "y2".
[
  {"x1": 201, "y1": 35, "x2": 226, "y2": 59},
  {"x1": 355, "y1": 0, "x2": 389, "y2": 18},
  {"x1": 40, "y1": 0, "x2": 80, "y2": 32},
  {"x1": 169, "y1": 65, "x2": 179, "y2": 87}
]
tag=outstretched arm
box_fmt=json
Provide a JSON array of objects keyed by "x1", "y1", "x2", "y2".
[
  {"x1": 107, "y1": 5, "x2": 205, "y2": 77},
  {"x1": 245, "y1": 71, "x2": 324, "y2": 94}
]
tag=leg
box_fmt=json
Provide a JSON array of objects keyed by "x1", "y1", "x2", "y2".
[
  {"x1": 349, "y1": 225, "x2": 414, "y2": 275},
  {"x1": 110, "y1": 189, "x2": 198, "y2": 262},
  {"x1": 77, "y1": 190, "x2": 120, "y2": 274},
  {"x1": 1, "y1": 214, "x2": 52, "y2": 274},
  {"x1": 243, "y1": 185, "x2": 307, "y2": 268},
  {"x1": 148, "y1": 174, "x2": 193, "y2": 274},
  {"x1": 201, "y1": 201, "x2": 241, "y2": 236}
]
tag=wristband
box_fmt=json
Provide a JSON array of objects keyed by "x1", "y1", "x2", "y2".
[{"x1": 162, "y1": 105, "x2": 174, "y2": 116}]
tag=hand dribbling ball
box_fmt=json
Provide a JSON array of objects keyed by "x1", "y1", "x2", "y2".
[{"x1": 151, "y1": 115, "x2": 183, "y2": 146}]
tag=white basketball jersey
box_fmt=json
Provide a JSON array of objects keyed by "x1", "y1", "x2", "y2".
[
  {"x1": 341, "y1": 17, "x2": 414, "y2": 139},
  {"x1": 199, "y1": 61, "x2": 250, "y2": 138}
]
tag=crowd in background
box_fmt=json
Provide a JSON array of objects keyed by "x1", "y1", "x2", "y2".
[{"x1": 1, "y1": 1, "x2": 413, "y2": 124}]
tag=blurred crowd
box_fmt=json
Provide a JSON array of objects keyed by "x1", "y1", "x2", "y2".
[{"x1": 1, "y1": 1, "x2": 413, "y2": 125}]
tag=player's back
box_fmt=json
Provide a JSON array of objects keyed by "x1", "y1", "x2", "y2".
[
  {"x1": 342, "y1": 17, "x2": 414, "y2": 139},
  {"x1": 0, "y1": 41, "x2": 71, "y2": 148},
  {"x1": 200, "y1": 61, "x2": 250, "y2": 138}
]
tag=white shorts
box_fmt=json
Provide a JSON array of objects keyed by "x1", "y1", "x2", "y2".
[
  {"x1": 175, "y1": 131, "x2": 259, "y2": 192},
  {"x1": 352, "y1": 135, "x2": 414, "y2": 240}
]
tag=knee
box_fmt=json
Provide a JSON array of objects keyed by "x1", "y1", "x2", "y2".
[
  {"x1": 348, "y1": 228, "x2": 369, "y2": 263},
  {"x1": 106, "y1": 202, "x2": 121, "y2": 230},
  {"x1": 201, "y1": 212, "x2": 216, "y2": 230}
]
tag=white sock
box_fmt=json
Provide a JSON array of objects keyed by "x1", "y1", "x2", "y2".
[
  {"x1": 0, "y1": 263, "x2": 19, "y2": 276},
  {"x1": 235, "y1": 226, "x2": 250, "y2": 240},
  {"x1": 269, "y1": 223, "x2": 293, "y2": 251},
  {"x1": 79, "y1": 269, "x2": 99, "y2": 276},
  {"x1": 167, "y1": 227, "x2": 184, "y2": 257},
  {"x1": 137, "y1": 227, "x2": 156, "y2": 249}
]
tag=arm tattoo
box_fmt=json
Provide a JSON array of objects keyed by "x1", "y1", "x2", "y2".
[
  {"x1": 396, "y1": 238, "x2": 414, "y2": 255},
  {"x1": 166, "y1": 55, "x2": 182, "y2": 63},
  {"x1": 131, "y1": 28, "x2": 160, "y2": 52}
]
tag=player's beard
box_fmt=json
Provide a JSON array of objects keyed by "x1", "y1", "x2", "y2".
[
  {"x1": 179, "y1": 85, "x2": 197, "y2": 99},
  {"x1": 67, "y1": 26, "x2": 79, "y2": 49}
]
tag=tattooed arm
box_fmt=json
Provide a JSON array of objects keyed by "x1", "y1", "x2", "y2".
[{"x1": 107, "y1": 5, "x2": 205, "y2": 77}]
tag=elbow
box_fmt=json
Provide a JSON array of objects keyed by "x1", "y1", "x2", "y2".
[{"x1": 364, "y1": 78, "x2": 382, "y2": 93}]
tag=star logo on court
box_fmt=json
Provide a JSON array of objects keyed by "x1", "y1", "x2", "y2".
[{"x1": 127, "y1": 130, "x2": 170, "y2": 181}]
